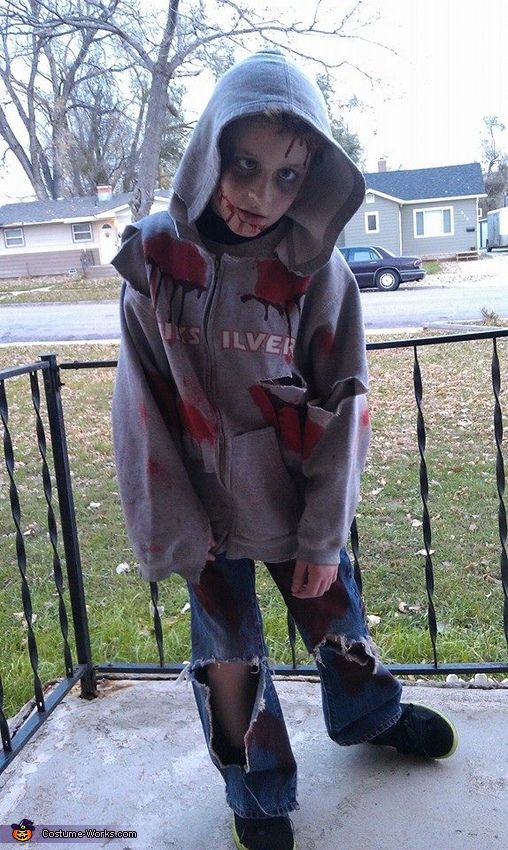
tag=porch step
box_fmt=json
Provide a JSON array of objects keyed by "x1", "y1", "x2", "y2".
[
  {"x1": 84, "y1": 263, "x2": 120, "y2": 280},
  {"x1": 455, "y1": 250, "x2": 479, "y2": 261}
]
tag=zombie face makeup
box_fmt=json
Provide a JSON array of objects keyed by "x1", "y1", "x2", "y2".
[{"x1": 214, "y1": 116, "x2": 314, "y2": 237}]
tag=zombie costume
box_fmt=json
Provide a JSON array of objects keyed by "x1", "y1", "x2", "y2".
[
  {"x1": 112, "y1": 50, "x2": 369, "y2": 581},
  {"x1": 111, "y1": 49, "x2": 403, "y2": 819}
]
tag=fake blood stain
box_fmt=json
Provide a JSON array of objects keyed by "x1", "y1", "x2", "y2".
[
  {"x1": 249, "y1": 384, "x2": 325, "y2": 460},
  {"x1": 241, "y1": 260, "x2": 311, "y2": 355},
  {"x1": 145, "y1": 234, "x2": 208, "y2": 328}
]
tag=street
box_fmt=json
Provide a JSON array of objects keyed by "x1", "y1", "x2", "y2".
[
  {"x1": 0, "y1": 258, "x2": 507, "y2": 342},
  {"x1": 361, "y1": 276, "x2": 508, "y2": 329}
]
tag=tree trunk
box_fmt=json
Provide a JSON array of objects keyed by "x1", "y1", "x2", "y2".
[
  {"x1": 129, "y1": 0, "x2": 180, "y2": 220},
  {"x1": 130, "y1": 68, "x2": 171, "y2": 220}
]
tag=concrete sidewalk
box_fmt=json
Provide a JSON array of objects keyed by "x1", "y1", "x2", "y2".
[{"x1": 0, "y1": 680, "x2": 506, "y2": 849}]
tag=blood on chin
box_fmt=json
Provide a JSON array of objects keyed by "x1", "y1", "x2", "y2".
[
  {"x1": 233, "y1": 214, "x2": 267, "y2": 236},
  {"x1": 215, "y1": 187, "x2": 268, "y2": 236}
]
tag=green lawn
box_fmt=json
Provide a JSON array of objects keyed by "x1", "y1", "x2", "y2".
[
  {"x1": 0, "y1": 335, "x2": 506, "y2": 718},
  {"x1": 0, "y1": 274, "x2": 121, "y2": 304}
]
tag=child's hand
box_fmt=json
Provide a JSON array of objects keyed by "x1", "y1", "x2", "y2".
[{"x1": 291, "y1": 560, "x2": 338, "y2": 598}]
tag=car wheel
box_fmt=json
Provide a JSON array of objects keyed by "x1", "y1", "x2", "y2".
[{"x1": 375, "y1": 268, "x2": 400, "y2": 291}]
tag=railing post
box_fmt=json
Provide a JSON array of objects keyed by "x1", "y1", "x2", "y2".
[
  {"x1": 492, "y1": 338, "x2": 508, "y2": 647},
  {"x1": 40, "y1": 354, "x2": 96, "y2": 699},
  {"x1": 413, "y1": 345, "x2": 438, "y2": 667}
]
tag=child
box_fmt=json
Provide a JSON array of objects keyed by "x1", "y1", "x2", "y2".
[{"x1": 111, "y1": 49, "x2": 458, "y2": 850}]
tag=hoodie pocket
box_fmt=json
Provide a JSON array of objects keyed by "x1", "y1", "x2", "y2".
[{"x1": 230, "y1": 426, "x2": 300, "y2": 546}]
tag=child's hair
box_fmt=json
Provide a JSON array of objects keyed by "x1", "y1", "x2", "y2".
[
  {"x1": 219, "y1": 109, "x2": 323, "y2": 169},
  {"x1": 261, "y1": 106, "x2": 323, "y2": 152}
]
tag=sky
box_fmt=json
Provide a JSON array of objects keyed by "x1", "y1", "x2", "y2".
[
  {"x1": 342, "y1": 0, "x2": 508, "y2": 172},
  {"x1": 1, "y1": 0, "x2": 507, "y2": 200}
]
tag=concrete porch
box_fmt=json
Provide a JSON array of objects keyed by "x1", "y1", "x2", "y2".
[{"x1": 0, "y1": 680, "x2": 507, "y2": 849}]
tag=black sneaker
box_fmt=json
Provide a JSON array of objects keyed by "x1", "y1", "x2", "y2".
[
  {"x1": 232, "y1": 813, "x2": 295, "y2": 850},
  {"x1": 368, "y1": 702, "x2": 458, "y2": 759}
]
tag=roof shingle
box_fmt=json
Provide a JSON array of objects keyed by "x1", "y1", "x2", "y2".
[
  {"x1": 363, "y1": 162, "x2": 485, "y2": 201},
  {"x1": 0, "y1": 190, "x2": 170, "y2": 226}
]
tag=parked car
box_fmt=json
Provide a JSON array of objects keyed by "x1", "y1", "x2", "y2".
[{"x1": 339, "y1": 245, "x2": 426, "y2": 291}]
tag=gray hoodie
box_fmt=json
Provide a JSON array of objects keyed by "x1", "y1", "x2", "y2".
[{"x1": 111, "y1": 49, "x2": 370, "y2": 583}]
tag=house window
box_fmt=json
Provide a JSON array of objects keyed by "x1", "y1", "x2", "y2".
[
  {"x1": 365, "y1": 192, "x2": 375, "y2": 204},
  {"x1": 365, "y1": 211, "x2": 379, "y2": 233},
  {"x1": 72, "y1": 222, "x2": 93, "y2": 242},
  {"x1": 3, "y1": 227, "x2": 25, "y2": 247},
  {"x1": 414, "y1": 207, "x2": 453, "y2": 237}
]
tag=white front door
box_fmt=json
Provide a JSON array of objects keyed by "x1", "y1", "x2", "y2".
[{"x1": 98, "y1": 223, "x2": 117, "y2": 264}]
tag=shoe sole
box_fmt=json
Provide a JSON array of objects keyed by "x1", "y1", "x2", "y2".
[
  {"x1": 411, "y1": 702, "x2": 459, "y2": 758},
  {"x1": 232, "y1": 817, "x2": 296, "y2": 850}
]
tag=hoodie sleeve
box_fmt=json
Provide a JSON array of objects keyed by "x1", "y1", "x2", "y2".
[
  {"x1": 112, "y1": 242, "x2": 211, "y2": 583},
  {"x1": 292, "y1": 250, "x2": 371, "y2": 566}
]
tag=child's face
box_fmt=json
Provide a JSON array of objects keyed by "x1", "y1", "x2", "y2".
[{"x1": 214, "y1": 116, "x2": 312, "y2": 237}]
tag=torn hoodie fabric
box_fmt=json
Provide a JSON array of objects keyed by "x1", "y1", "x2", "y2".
[{"x1": 111, "y1": 49, "x2": 370, "y2": 583}]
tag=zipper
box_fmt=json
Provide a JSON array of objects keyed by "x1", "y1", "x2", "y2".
[{"x1": 203, "y1": 256, "x2": 227, "y2": 486}]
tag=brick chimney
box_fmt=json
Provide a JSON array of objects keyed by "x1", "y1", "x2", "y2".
[
  {"x1": 377, "y1": 158, "x2": 387, "y2": 173},
  {"x1": 96, "y1": 185, "x2": 113, "y2": 202}
]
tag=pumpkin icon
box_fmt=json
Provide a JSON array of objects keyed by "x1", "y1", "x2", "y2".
[{"x1": 10, "y1": 819, "x2": 34, "y2": 841}]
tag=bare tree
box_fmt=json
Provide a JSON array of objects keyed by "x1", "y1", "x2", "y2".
[
  {"x1": 316, "y1": 73, "x2": 364, "y2": 166},
  {"x1": 65, "y1": 70, "x2": 150, "y2": 196},
  {"x1": 481, "y1": 115, "x2": 508, "y2": 211},
  {"x1": 1, "y1": 0, "x2": 387, "y2": 217}
]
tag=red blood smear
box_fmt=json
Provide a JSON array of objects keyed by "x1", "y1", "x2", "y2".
[
  {"x1": 145, "y1": 370, "x2": 180, "y2": 436},
  {"x1": 179, "y1": 400, "x2": 216, "y2": 445},
  {"x1": 361, "y1": 404, "x2": 371, "y2": 428},
  {"x1": 139, "y1": 401, "x2": 149, "y2": 425},
  {"x1": 266, "y1": 561, "x2": 351, "y2": 650},
  {"x1": 191, "y1": 563, "x2": 243, "y2": 630},
  {"x1": 318, "y1": 327, "x2": 335, "y2": 355},
  {"x1": 144, "y1": 234, "x2": 208, "y2": 287},
  {"x1": 249, "y1": 385, "x2": 279, "y2": 429},
  {"x1": 278, "y1": 406, "x2": 303, "y2": 455},
  {"x1": 255, "y1": 260, "x2": 310, "y2": 305},
  {"x1": 244, "y1": 703, "x2": 296, "y2": 771},
  {"x1": 147, "y1": 457, "x2": 161, "y2": 478}
]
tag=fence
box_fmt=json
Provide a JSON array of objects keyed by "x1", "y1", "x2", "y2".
[{"x1": 0, "y1": 330, "x2": 507, "y2": 775}]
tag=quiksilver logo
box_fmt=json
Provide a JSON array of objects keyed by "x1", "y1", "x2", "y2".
[{"x1": 221, "y1": 330, "x2": 294, "y2": 356}]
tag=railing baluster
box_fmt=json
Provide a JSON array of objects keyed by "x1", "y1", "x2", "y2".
[
  {"x1": 149, "y1": 582, "x2": 165, "y2": 666},
  {"x1": 30, "y1": 371, "x2": 73, "y2": 677},
  {"x1": 0, "y1": 673, "x2": 13, "y2": 754},
  {"x1": 350, "y1": 516, "x2": 363, "y2": 596},
  {"x1": 491, "y1": 339, "x2": 508, "y2": 647},
  {"x1": 413, "y1": 346, "x2": 438, "y2": 667},
  {"x1": 0, "y1": 378, "x2": 45, "y2": 712},
  {"x1": 287, "y1": 610, "x2": 297, "y2": 669}
]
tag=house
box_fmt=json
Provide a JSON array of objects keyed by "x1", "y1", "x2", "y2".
[
  {"x1": 0, "y1": 186, "x2": 170, "y2": 279},
  {"x1": 339, "y1": 162, "x2": 487, "y2": 258}
]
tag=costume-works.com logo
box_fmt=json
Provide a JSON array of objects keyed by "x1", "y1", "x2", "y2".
[{"x1": 10, "y1": 819, "x2": 35, "y2": 842}]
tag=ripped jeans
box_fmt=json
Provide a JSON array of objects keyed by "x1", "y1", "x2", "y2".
[{"x1": 187, "y1": 550, "x2": 402, "y2": 818}]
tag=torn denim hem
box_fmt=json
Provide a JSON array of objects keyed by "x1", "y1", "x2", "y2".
[
  {"x1": 227, "y1": 796, "x2": 300, "y2": 819},
  {"x1": 334, "y1": 707, "x2": 403, "y2": 746},
  {"x1": 314, "y1": 632, "x2": 380, "y2": 668}
]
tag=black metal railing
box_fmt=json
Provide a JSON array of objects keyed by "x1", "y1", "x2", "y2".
[{"x1": 0, "y1": 329, "x2": 507, "y2": 776}]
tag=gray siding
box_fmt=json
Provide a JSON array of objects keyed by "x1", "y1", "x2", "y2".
[
  {"x1": 401, "y1": 198, "x2": 479, "y2": 257},
  {"x1": 0, "y1": 248, "x2": 99, "y2": 279},
  {"x1": 343, "y1": 195, "x2": 401, "y2": 253}
]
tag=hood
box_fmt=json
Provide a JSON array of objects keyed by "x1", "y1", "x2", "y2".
[{"x1": 170, "y1": 49, "x2": 365, "y2": 276}]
